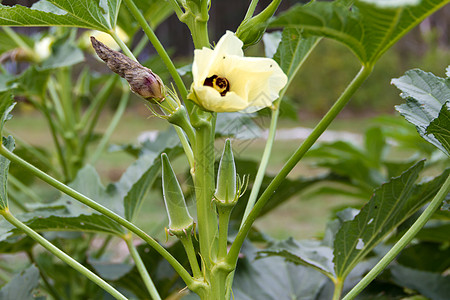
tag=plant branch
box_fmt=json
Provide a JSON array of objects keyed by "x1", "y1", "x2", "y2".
[
  {"x1": 0, "y1": 209, "x2": 127, "y2": 300},
  {"x1": 244, "y1": 0, "x2": 259, "y2": 20},
  {"x1": 124, "y1": 234, "x2": 162, "y2": 300},
  {"x1": 0, "y1": 145, "x2": 194, "y2": 287},
  {"x1": 90, "y1": 87, "x2": 129, "y2": 164},
  {"x1": 180, "y1": 233, "x2": 202, "y2": 279},
  {"x1": 227, "y1": 65, "x2": 373, "y2": 267},
  {"x1": 122, "y1": 0, "x2": 189, "y2": 101},
  {"x1": 342, "y1": 172, "x2": 450, "y2": 300}
]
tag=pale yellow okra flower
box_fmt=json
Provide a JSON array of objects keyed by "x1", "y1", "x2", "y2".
[{"x1": 188, "y1": 31, "x2": 288, "y2": 113}]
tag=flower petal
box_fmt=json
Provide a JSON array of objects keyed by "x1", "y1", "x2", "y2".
[
  {"x1": 192, "y1": 86, "x2": 248, "y2": 112},
  {"x1": 192, "y1": 31, "x2": 244, "y2": 86}
]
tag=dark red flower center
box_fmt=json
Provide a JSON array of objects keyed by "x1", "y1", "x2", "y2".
[{"x1": 204, "y1": 75, "x2": 230, "y2": 96}]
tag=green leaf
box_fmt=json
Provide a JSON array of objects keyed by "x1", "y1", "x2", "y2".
[
  {"x1": 393, "y1": 69, "x2": 450, "y2": 155},
  {"x1": 426, "y1": 102, "x2": 450, "y2": 156},
  {"x1": 257, "y1": 238, "x2": 335, "y2": 279},
  {"x1": 396, "y1": 242, "x2": 450, "y2": 272},
  {"x1": 270, "y1": 0, "x2": 448, "y2": 64},
  {"x1": 0, "y1": 136, "x2": 15, "y2": 210},
  {"x1": 0, "y1": 265, "x2": 40, "y2": 300},
  {"x1": 334, "y1": 162, "x2": 450, "y2": 278},
  {"x1": 122, "y1": 129, "x2": 183, "y2": 221},
  {"x1": 117, "y1": 0, "x2": 173, "y2": 35},
  {"x1": 0, "y1": 0, "x2": 122, "y2": 31},
  {"x1": 273, "y1": 28, "x2": 320, "y2": 81},
  {"x1": 390, "y1": 264, "x2": 450, "y2": 300},
  {"x1": 40, "y1": 40, "x2": 84, "y2": 70},
  {"x1": 233, "y1": 242, "x2": 328, "y2": 300},
  {"x1": 0, "y1": 93, "x2": 14, "y2": 133}
]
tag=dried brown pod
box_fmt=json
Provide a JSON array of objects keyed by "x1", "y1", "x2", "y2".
[{"x1": 90, "y1": 36, "x2": 165, "y2": 102}]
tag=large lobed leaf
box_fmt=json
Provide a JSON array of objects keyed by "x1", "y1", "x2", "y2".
[
  {"x1": 233, "y1": 242, "x2": 328, "y2": 300},
  {"x1": 0, "y1": 0, "x2": 121, "y2": 31},
  {"x1": 270, "y1": 0, "x2": 449, "y2": 65},
  {"x1": 393, "y1": 68, "x2": 450, "y2": 156},
  {"x1": 333, "y1": 161, "x2": 450, "y2": 278}
]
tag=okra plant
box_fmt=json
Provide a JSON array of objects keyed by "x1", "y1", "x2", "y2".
[{"x1": 0, "y1": 0, "x2": 449, "y2": 299}]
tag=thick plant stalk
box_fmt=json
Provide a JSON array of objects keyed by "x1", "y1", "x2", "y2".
[
  {"x1": 0, "y1": 209, "x2": 127, "y2": 300},
  {"x1": 342, "y1": 173, "x2": 450, "y2": 300}
]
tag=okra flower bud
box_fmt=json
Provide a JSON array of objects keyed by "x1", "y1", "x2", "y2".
[
  {"x1": 236, "y1": 0, "x2": 282, "y2": 48},
  {"x1": 214, "y1": 139, "x2": 238, "y2": 205},
  {"x1": 90, "y1": 36, "x2": 164, "y2": 102},
  {"x1": 161, "y1": 153, "x2": 194, "y2": 236}
]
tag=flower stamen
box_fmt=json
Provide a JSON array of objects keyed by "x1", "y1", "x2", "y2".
[{"x1": 204, "y1": 75, "x2": 230, "y2": 96}]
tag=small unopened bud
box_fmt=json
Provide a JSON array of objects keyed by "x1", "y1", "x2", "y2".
[
  {"x1": 90, "y1": 36, "x2": 164, "y2": 102},
  {"x1": 161, "y1": 153, "x2": 194, "y2": 236},
  {"x1": 236, "y1": 0, "x2": 282, "y2": 48},
  {"x1": 214, "y1": 139, "x2": 237, "y2": 204}
]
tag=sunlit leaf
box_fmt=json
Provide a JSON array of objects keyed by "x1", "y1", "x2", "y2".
[
  {"x1": 426, "y1": 103, "x2": 450, "y2": 156},
  {"x1": 270, "y1": 0, "x2": 448, "y2": 64},
  {"x1": 0, "y1": 0, "x2": 122, "y2": 31},
  {"x1": 393, "y1": 69, "x2": 450, "y2": 155}
]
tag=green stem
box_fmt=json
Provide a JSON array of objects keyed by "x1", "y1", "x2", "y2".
[
  {"x1": 180, "y1": 234, "x2": 202, "y2": 279},
  {"x1": 109, "y1": 30, "x2": 137, "y2": 61},
  {"x1": 8, "y1": 174, "x2": 41, "y2": 203},
  {"x1": 59, "y1": 68, "x2": 77, "y2": 132},
  {"x1": 0, "y1": 145, "x2": 194, "y2": 287},
  {"x1": 27, "y1": 251, "x2": 62, "y2": 300},
  {"x1": 240, "y1": 106, "x2": 279, "y2": 226},
  {"x1": 40, "y1": 99, "x2": 69, "y2": 181},
  {"x1": 2, "y1": 27, "x2": 32, "y2": 52},
  {"x1": 109, "y1": 33, "x2": 196, "y2": 174},
  {"x1": 342, "y1": 173, "x2": 450, "y2": 300},
  {"x1": 244, "y1": 0, "x2": 259, "y2": 20},
  {"x1": 333, "y1": 278, "x2": 344, "y2": 300},
  {"x1": 191, "y1": 0, "x2": 210, "y2": 49},
  {"x1": 47, "y1": 79, "x2": 68, "y2": 132},
  {"x1": 167, "y1": 0, "x2": 183, "y2": 18},
  {"x1": 123, "y1": 0, "x2": 189, "y2": 101},
  {"x1": 194, "y1": 119, "x2": 219, "y2": 274},
  {"x1": 4, "y1": 129, "x2": 55, "y2": 174},
  {"x1": 94, "y1": 235, "x2": 113, "y2": 259},
  {"x1": 124, "y1": 234, "x2": 162, "y2": 300},
  {"x1": 218, "y1": 207, "x2": 232, "y2": 260},
  {"x1": 7, "y1": 190, "x2": 28, "y2": 212},
  {"x1": 78, "y1": 76, "x2": 117, "y2": 131},
  {"x1": 227, "y1": 65, "x2": 373, "y2": 267},
  {"x1": 174, "y1": 126, "x2": 195, "y2": 172},
  {"x1": 132, "y1": 34, "x2": 149, "y2": 57},
  {"x1": 0, "y1": 210, "x2": 128, "y2": 300},
  {"x1": 90, "y1": 88, "x2": 129, "y2": 164},
  {"x1": 78, "y1": 78, "x2": 116, "y2": 165}
]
